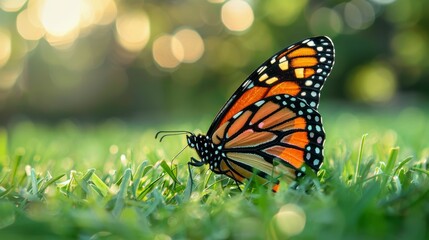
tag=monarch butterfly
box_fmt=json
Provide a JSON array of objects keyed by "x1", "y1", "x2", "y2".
[{"x1": 157, "y1": 36, "x2": 335, "y2": 191}]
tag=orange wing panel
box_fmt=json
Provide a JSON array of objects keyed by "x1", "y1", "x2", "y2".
[
  {"x1": 257, "y1": 108, "x2": 296, "y2": 130},
  {"x1": 270, "y1": 116, "x2": 304, "y2": 131},
  {"x1": 219, "y1": 86, "x2": 268, "y2": 127},
  {"x1": 287, "y1": 47, "x2": 316, "y2": 58},
  {"x1": 212, "y1": 121, "x2": 228, "y2": 144},
  {"x1": 304, "y1": 68, "x2": 316, "y2": 78},
  {"x1": 225, "y1": 129, "x2": 276, "y2": 148},
  {"x1": 266, "y1": 82, "x2": 300, "y2": 97},
  {"x1": 290, "y1": 57, "x2": 318, "y2": 68},
  {"x1": 264, "y1": 146, "x2": 304, "y2": 169},
  {"x1": 251, "y1": 101, "x2": 280, "y2": 124},
  {"x1": 227, "y1": 110, "x2": 252, "y2": 138},
  {"x1": 277, "y1": 45, "x2": 300, "y2": 59},
  {"x1": 281, "y1": 131, "x2": 309, "y2": 148}
]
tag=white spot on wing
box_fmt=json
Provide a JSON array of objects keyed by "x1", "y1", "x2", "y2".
[
  {"x1": 257, "y1": 66, "x2": 268, "y2": 74},
  {"x1": 233, "y1": 111, "x2": 243, "y2": 119},
  {"x1": 255, "y1": 100, "x2": 265, "y2": 107},
  {"x1": 305, "y1": 80, "x2": 313, "y2": 86}
]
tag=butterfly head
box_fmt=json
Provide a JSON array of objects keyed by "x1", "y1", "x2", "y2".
[{"x1": 187, "y1": 134, "x2": 223, "y2": 169}]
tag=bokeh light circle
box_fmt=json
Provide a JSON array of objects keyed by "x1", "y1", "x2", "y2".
[
  {"x1": 153, "y1": 35, "x2": 184, "y2": 69},
  {"x1": 221, "y1": 0, "x2": 254, "y2": 32},
  {"x1": 272, "y1": 204, "x2": 306, "y2": 237},
  {"x1": 115, "y1": 11, "x2": 151, "y2": 52},
  {"x1": 174, "y1": 28, "x2": 205, "y2": 63}
]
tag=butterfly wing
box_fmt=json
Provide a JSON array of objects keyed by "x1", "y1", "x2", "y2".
[
  {"x1": 207, "y1": 36, "x2": 334, "y2": 136},
  {"x1": 210, "y1": 94, "x2": 325, "y2": 185}
]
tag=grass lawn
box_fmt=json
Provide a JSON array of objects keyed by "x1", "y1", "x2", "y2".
[{"x1": 0, "y1": 106, "x2": 428, "y2": 239}]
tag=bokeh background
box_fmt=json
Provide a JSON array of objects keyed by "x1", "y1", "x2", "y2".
[{"x1": 0, "y1": 0, "x2": 428, "y2": 123}]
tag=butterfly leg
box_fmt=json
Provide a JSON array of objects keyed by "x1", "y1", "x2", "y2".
[{"x1": 187, "y1": 157, "x2": 204, "y2": 191}]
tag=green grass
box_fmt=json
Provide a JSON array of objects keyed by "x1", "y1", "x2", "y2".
[{"x1": 0, "y1": 107, "x2": 428, "y2": 239}]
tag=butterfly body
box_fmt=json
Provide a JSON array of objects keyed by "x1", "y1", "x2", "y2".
[{"x1": 175, "y1": 36, "x2": 334, "y2": 190}]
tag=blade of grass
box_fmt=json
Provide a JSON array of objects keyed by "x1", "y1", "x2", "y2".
[
  {"x1": 160, "y1": 160, "x2": 180, "y2": 184},
  {"x1": 183, "y1": 175, "x2": 193, "y2": 201},
  {"x1": 380, "y1": 147, "x2": 399, "y2": 195},
  {"x1": 30, "y1": 168, "x2": 38, "y2": 195},
  {"x1": 131, "y1": 161, "x2": 148, "y2": 199},
  {"x1": 38, "y1": 173, "x2": 66, "y2": 194},
  {"x1": 66, "y1": 170, "x2": 79, "y2": 194},
  {"x1": 112, "y1": 168, "x2": 131, "y2": 217},
  {"x1": 385, "y1": 147, "x2": 399, "y2": 175},
  {"x1": 354, "y1": 134, "x2": 368, "y2": 184},
  {"x1": 77, "y1": 169, "x2": 96, "y2": 196},
  {"x1": 0, "y1": 128, "x2": 7, "y2": 167},
  {"x1": 90, "y1": 172, "x2": 110, "y2": 197},
  {"x1": 9, "y1": 150, "x2": 24, "y2": 186},
  {"x1": 0, "y1": 186, "x2": 13, "y2": 198},
  {"x1": 137, "y1": 174, "x2": 164, "y2": 200},
  {"x1": 82, "y1": 168, "x2": 96, "y2": 182},
  {"x1": 358, "y1": 158, "x2": 375, "y2": 181},
  {"x1": 393, "y1": 156, "x2": 413, "y2": 176},
  {"x1": 410, "y1": 167, "x2": 429, "y2": 176}
]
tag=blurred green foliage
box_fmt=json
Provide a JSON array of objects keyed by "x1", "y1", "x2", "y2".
[
  {"x1": 0, "y1": 109, "x2": 428, "y2": 239},
  {"x1": 0, "y1": 0, "x2": 429, "y2": 122}
]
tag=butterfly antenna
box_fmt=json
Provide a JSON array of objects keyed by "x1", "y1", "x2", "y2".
[
  {"x1": 155, "y1": 130, "x2": 193, "y2": 142},
  {"x1": 171, "y1": 145, "x2": 188, "y2": 162}
]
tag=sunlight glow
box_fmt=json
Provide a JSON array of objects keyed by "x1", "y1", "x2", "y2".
[
  {"x1": 173, "y1": 29, "x2": 205, "y2": 63},
  {"x1": 40, "y1": 0, "x2": 81, "y2": 37},
  {"x1": 153, "y1": 35, "x2": 184, "y2": 69},
  {"x1": 97, "y1": 0, "x2": 117, "y2": 25},
  {"x1": 17, "y1": 9, "x2": 45, "y2": 41},
  {"x1": 0, "y1": 0, "x2": 27, "y2": 12},
  {"x1": 115, "y1": 11, "x2": 151, "y2": 52},
  {"x1": 221, "y1": 0, "x2": 254, "y2": 32},
  {"x1": 208, "y1": 0, "x2": 225, "y2": 3},
  {"x1": 15, "y1": 0, "x2": 118, "y2": 47}
]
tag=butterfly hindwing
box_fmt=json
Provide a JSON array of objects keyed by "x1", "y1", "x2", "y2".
[
  {"x1": 211, "y1": 94, "x2": 325, "y2": 184},
  {"x1": 208, "y1": 36, "x2": 334, "y2": 136}
]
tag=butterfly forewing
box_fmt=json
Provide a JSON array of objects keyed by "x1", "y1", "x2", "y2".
[{"x1": 207, "y1": 36, "x2": 334, "y2": 136}]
